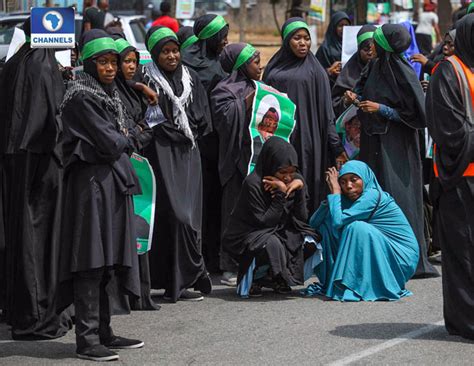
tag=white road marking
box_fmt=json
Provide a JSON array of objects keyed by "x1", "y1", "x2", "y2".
[{"x1": 328, "y1": 320, "x2": 445, "y2": 366}]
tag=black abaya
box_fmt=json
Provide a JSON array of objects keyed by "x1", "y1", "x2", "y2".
[
  {"x1": 263, "y1": 18, "x2": 344, "y2": 212},
  {"x1": 223, "y1": 137, "x2": 318, "y2": 287},
  {"x1": 357, "y1": 24, "x2": 438, "y2": 278},
  {"x1": 0, "y1": 37, "x2": 70, "y2": 339},
  {"x1": 426, "y1": 14, "x2": 474, "y2": 340}
]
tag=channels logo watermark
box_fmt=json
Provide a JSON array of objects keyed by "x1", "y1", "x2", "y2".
[{"x1": 31, "y1": 7, "x2": 75, "y2": 48}]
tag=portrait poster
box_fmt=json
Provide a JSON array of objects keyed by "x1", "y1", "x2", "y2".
[
  {"x1": 248, "y1": 81, "x2": 296, "y2": 174},
  {"x1": 335, "y1": 105, "x2": 361, "y2": 160},
  {"x1": 130, "y1": 153, "x2": 157, "y2": 255}
]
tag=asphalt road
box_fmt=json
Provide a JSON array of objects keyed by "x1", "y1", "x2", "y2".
[{"x1": 1, "y1": 263, "x2": 473, "y2": 365}]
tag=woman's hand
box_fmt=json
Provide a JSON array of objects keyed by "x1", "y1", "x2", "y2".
[
  {"x1": 410, "y1": 53, "x2": 429, "y2": 66},
  {"x1": 325, "y1": 167, "x2": 341, "y2": 194},
  {"x1": 359, "y1": 100, "x2": 380, "y2": 114},
  {"x1": 142, "y1": 85, "x2": 159, "y2": 106},
  {"x1": 327, "y1": 61, "x2": 342, "y2": 77},
  {"x1": 343, "y1": 90, "x2": 358, "y2": 106},
  {"x1": 285, "y1": 178, "x2": 304, "y2": 198},
  {"x1": 263, "y1": 176, "x2": 288, "y2": 197}
]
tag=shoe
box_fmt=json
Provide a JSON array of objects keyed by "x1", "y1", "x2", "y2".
[
  {"x1": 249, "y1": 284, "x2": 263, "y2": 297},
  {"x1": 220, "y1": 272, "x2": 237, "y2": 287},
  {"x1": 194, "y1": 272, "x2": 212, "y2": 294},
  {"x1": 164, "y1": 290, "x2": 204, "y2": 302},
  {"x1": 102, "y1": 336, "x2": 144, "y2": 349},
  {"x1": 273, "y1": 276, "x2": 292, "y2": 294},
  {"x1": 77, "y1": 345, "x2": 119, "y2": 362}
]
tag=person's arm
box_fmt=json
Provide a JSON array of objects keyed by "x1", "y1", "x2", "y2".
[
  {"x1": 327, "y1": 191, "x2": 380, "y2": 229},
  {"x1": 358, "y1": 101, "x2": 402, "y2": 122},
  {"x1": 247, "y1": 182, "x2": 287, "y2": 228}
]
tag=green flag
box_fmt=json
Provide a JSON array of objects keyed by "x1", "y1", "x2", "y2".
[{"x1": 130, "y1": 153, "x2": 156, "y2": 255}]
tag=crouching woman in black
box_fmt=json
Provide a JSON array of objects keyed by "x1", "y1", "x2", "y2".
[
  {"x1": 58, "y1": 30, "x2": 143, "y2": 361},
  {"x1": 222, "y1": 137, "x2": 320, "y2": 298}
]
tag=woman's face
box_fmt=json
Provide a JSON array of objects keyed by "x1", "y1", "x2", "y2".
[
  {"x1": 339, "y1": 173, "x2": 363, "y2": 201},
  {"x1": 369, "y1": 41, "x2": 378, "y2": 59},
  {"x1": 336, "y1": 19, "x2": 350, "y2": 39},
  {"x1": 275, "y1": 166, "x2": 297, "y2": 185},
  {"x1": 245, "y1": 55, "x2": 263, "y2": 81},
  {"x1": 289, "y1": 29, "x2": 311, "y2": 59},
  {"x1": 442, "y1": 35, "x2": 455, "y2": 57},
  {"x1": 359, "y1": 41, "x2": 374, "y2": 64},
  {"x1": 121, "y1": 51, "x2": 138, "y2": 80},
  {"x1": 217, "y1": 35, "x2": 229, "y2": 55},
  {"x1": 95, "y1": 53, "x2": 118, "y2": 84},
  {"x1": 158, "y1": 41, "x2": 180, "y2": 72}
]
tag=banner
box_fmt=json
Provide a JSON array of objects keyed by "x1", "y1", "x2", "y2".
[
  {"x1": 130, "y1": 153, "x2": 157, "y2": 255},
  {"x1": 309, "y1": 0, "x2": 327, "y2": 22},
  {"x1": 248, "y1": 81, "x2": 296, "y2": 174},
  {"x1": 30, "y1": 7, "x2": 75, "y2": 48},
  {"x1": 335, "y1": 105, "x2": 360, "y2": 160},
  {"x1": 176, "y1": 0, "x2": 196, "y2": 19}
]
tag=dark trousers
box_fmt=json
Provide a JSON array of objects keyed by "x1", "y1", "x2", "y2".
[{"x1": 73, "y1": 269, "x2": 114, "y2": 351}]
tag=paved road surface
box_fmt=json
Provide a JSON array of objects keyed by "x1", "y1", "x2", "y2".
[{"x1": 1, "y1": 263, "x2": 473, "y2": 365}]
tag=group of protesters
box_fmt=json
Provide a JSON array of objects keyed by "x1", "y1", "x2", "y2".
[{"x1": 0, "y1": 1, "x2": 473, "y2": 361}]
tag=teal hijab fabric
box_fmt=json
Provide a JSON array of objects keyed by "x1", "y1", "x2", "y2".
[{"x1": 305, "y1": 161, "x2": 419, "y2": 301}]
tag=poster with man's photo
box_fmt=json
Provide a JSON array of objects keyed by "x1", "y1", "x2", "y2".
[
  {"x1": 335, "y1": 105, "x2": 361, "y2": 160},
  {"x1": 248, "y1": 81, "x2": 297, "y2": 174}
]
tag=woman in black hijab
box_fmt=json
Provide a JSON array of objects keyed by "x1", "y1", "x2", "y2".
[
  {"x1": 332, "y1": 24, "x2": 376, "y2": 117},
  {"x1": 0, "y1": 17, "x2": 70, "y2": 341},
  {"x1": 263, "y1": 18, "x2": 346, "y2": 213},
  {"x1": 349, "y1": 24, "x2": 438, "y2": 278},
  {"x1": 426, "y1": 14, "x2": 474, "y2": 340},
  {"x1": 59, "y1": 29, "x2": 143, "y2": 361},
  {"x1": 222, "y1": 137, "x2": 318, "y2": 297},
  {"x1": 111, "y1": 35, "x2": 162, "y2": 312},
  {"x1": 210, "y1": 43, "x2": 263, "y2": 283},
  {"x1": 143, "y1": 26, "x2": 213, "y2": 303},
  {"x1": 182, "y1": 14, "x2": 229, "y2": 276},
  {"x1": 315, "y1": 11, "x2": 351, "y2": 85}
]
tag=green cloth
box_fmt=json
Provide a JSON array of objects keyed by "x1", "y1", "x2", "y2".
[
  {"x1": 282, "y1": 20, "x2": 310, "y2": 40},
  {"x1": 373, "y1": 27, "x2": 394, "y2": 53},
  {"x1": 147, "y1": 27, "x2": 178, "y2": 52},
  {"x1": 181, "y1": 35, "x2": 198, "y2": 50},
  {"x1": 115, "y1": 38, "x2": 132, "y2": 54},
  {"x1": 197, "y1": 15, "x2": 227, "y2": 40},
  {"x1": 81, "y1": 37, "x2": 118, "y2": 61},
  {"x1": 357, "y1": 31, "x2": 374, "y2": 46},
  {"x1": 233, "y1": 44, "x2": 257, "y2": 70}
]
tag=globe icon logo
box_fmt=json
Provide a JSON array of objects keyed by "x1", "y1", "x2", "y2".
[{"x1": 42, "y1": 11, "x2": 63, "y2": 32}]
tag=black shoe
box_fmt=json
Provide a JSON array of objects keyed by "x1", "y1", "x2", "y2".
[
  {"x1": 164, "y1": 290, "x2": 204, "y2": 302},
  {"x1": 194, "y1": 272, "x2": 212, "y2": 294},
  {"x1": 249, "y1": 284, "x2": 263, "y2": 297},
  {"x1": 102, "y1": 336, "x2": 144, "y2": 349},
  {"x1": 77, "y1": 345, "x2": 119, "y2": 362}
]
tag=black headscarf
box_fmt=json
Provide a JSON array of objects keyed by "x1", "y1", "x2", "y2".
[
  {"x1": 80, "y1": 29, "x2": 119, "y2": 89},
  {"x1": 263, "y1": 17, "x2": 343, "y2": 211},
  {"x1": 181, "y1": 14, "x2": 228, "y2": 92},
  {"x1": 315, "y1": 11, "x2": 350, "y2": 69},
  {"x1": 357, "y1": 24, "x2": 426, "y2": 135},
  {"x1": 426, "y1": 14, "x2": 474, "y2": 189},
  {"x1": 332, "y1": 24, "x2": 376, "y2": 116},
  {"x1": 177, "y1": 26, "x2": 198, "y2": 51},
  {"x1": 211, "y1": 43, "x2": 259, "y2": 184},
  {"x1": 455, "y1": 13, "x2": 474, "y2": 69},
  {"x1": 254, "y1": 136, "x2": 298, "y2": 177},
  {"x1": 145, "y1": 25, "x2": 183, "y2": 95}
]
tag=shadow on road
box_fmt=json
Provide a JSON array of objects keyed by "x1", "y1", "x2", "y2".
[
  {"x1": 0, "y1": 340, "x2": 76, "y2": 360},
  {"x1": 330, "y1": 322, "x2": 474, "y2": 344}
]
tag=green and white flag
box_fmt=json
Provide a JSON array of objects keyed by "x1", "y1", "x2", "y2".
[
  {"x1": 130, "y1": 153, "x2": 156, "y2": 255},
  {"x1": 248, "y1": 81, "x2": 297, "y2": 174},
  {"x1": 335, "y1": 105, "x2": 360, "y2": 160}
]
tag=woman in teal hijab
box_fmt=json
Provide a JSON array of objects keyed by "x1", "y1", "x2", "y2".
[{"x1": 304, "y1": 160, "x2": 419, "y2": 301}]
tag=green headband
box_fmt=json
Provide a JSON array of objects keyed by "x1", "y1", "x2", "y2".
[
  {"x1": 282, "y1": 21, "x2": 310, "y2": 40},
  {"x1": 233, "y1": 44, "x2": 257, "y2": 70},
  {"x1": 81, "y1": 37, "x2": 118, "y2": 61},
  {"x1": 357, "y1": 31, "x2": 374, "y2": 46},
  {"x1": 115, "y1": 38, "x2": 133, "y2": 54},
  {"x1": 468, "y1": 2, "x2": 474, "y2": 13},
  {"x1": 373, "y1": 27, "x2": 394, "y2": 53},
  {"x1": 181, "y1": 35, "x2": 198, "y2": 50},
  {"x1": 197, "y1": 15, "x2": 227, "y2": 40},
  {"x1": 147, "y1": 27, "x2": 178, "y2": 52}
]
